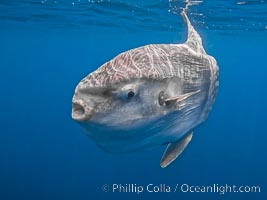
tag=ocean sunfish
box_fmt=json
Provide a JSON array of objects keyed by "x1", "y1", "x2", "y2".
[{"x1": 71, "y1": 11, "x2": 219, "y2": 168}]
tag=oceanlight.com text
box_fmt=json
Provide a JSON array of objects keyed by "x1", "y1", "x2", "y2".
[{"x1": 102, "y1": 183, "x2": 261, "y2": 195}]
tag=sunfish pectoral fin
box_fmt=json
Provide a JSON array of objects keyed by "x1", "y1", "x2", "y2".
[
  {"x1": 160, "y1": 132, "x2": 193, "y2": 168},
  {"x1": 164, "y1": 90, "x2": 200, "y2": 106},
  {"x1": 180, "y1": 11, "x2": 206, "y2": 54}
]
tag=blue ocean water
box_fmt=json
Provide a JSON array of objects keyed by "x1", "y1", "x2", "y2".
[{"x1": 0, "y1": 0, "x2": 267, "y2": 200}]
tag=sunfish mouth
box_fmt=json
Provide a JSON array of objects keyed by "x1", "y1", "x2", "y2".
[{"x1": 72, "y1": 99, "x2": 92, "y2": 122}]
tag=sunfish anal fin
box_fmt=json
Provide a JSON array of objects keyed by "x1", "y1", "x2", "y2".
[
  {"x1": 181, "y1": 11, "x2": 206, "y2": 54},
  {"x1": 160, "y1": 132, "x2": 193, "y2": 168}
]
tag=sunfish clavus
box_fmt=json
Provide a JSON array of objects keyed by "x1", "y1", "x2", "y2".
[{"x1": 71, "y1": 11, "x2": 219, "y2": 168}]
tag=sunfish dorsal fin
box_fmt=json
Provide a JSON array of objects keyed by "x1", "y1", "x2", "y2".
[
  {"x1": 160, "y1": 132, "x2": 193, "y2": 168},
  {"x1": 181, "y1": 11, "x2": 206, "y2": 54}
]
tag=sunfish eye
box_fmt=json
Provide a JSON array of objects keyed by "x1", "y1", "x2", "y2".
[{"x1": 127, "y1": 90, "x2": 135, "y2": 98}]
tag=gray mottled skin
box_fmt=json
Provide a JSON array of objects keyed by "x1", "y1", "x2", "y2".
[{"x1": 72, "y1": 12, "x2": 219, "y2": 157}]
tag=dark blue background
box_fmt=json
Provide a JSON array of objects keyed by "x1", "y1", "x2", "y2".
[{"x1": 0, "y1": 1, "x2": 267, "y2": 200}]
